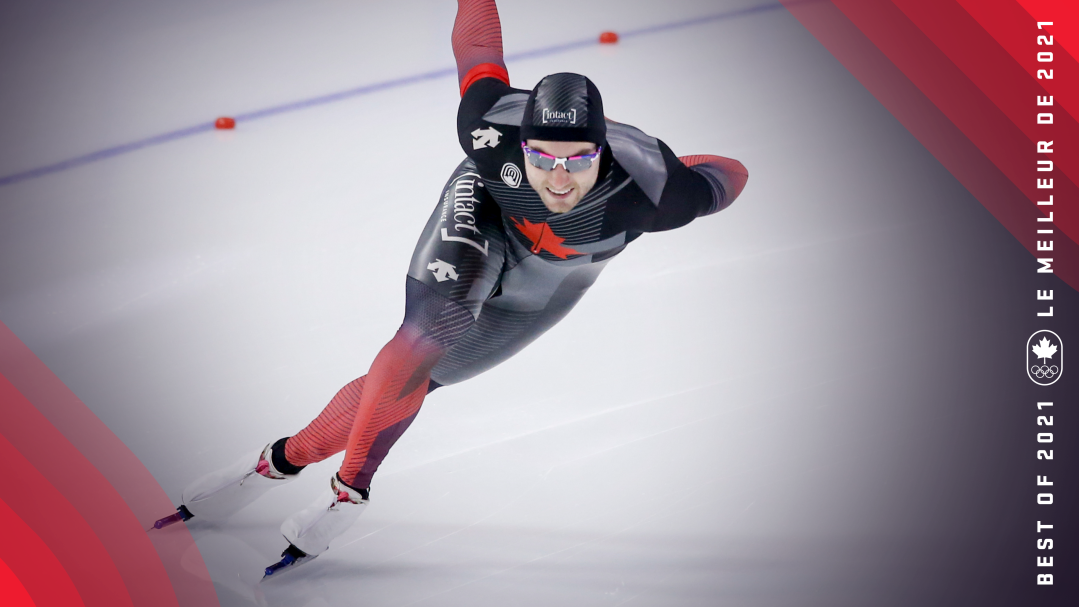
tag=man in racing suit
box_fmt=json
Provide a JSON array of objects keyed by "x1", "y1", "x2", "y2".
[{"x1": 155, "y1": 0, "x2": 748, "y2": 576}]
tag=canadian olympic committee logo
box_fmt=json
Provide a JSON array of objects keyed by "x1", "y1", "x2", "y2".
[{"x1": 1027, "y1": 330, "x2": 1063, "y2": 386}]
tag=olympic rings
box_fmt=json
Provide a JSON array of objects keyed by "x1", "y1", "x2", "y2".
[{"x1": 1031, "y1": 365, "x2": 1059, "y2": 379}]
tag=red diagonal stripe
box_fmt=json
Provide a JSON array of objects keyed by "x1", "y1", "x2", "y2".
[
  {"x1": 1015, "y1": 0, "x2": 1079, "y2": 58},
  {"x1": 781, "y1": 0, "x2": 1079, "y2": 289},
  {"x1": 956, "y1": 0, "x2": 1079, "y2": 124},
  {"x1": 826, "y1": 0, "x2": 1078, "y2": 244},
  {"x1": 884, "y1": 0, "x2": 1079, "y2": 238}
]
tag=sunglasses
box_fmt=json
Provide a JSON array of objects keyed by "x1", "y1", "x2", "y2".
[{"x1": 521, "y1": 142, "x2": 603, "y2": 173}]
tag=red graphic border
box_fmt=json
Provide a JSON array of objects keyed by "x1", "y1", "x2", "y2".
[{"x1": 782, "y1": 0, "x2": 1079, "y2": 290}]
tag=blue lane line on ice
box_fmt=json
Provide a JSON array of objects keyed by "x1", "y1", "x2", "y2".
[{"x1": 0, "y1": 2, "x2": 793, "y2": 188}]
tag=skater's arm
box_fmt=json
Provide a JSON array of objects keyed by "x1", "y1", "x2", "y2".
[
  {"x1": 452, "y1": 0, "x2": 509, "y2": 97},
  {"x1": 453, "y1": 0, "x2": 528, "y2": 159},
  {"x1": 675, "y1": 153, "x2": 748, "y2": 217},
  {"x1": 646, "y1": 144, "x2": 748, "y2": 232},
  {"x1": 607, "y1": 122, "x2": 747, "y2": 232}
]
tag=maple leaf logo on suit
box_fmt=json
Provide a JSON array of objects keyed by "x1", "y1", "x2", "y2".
[{"x1": 511, "y1": 217, "x2": 582, "y2": 259}]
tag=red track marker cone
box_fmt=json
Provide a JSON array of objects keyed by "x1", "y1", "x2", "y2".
[{"x1": 599, "y1": 31, "x2": 619, "y2": 44}]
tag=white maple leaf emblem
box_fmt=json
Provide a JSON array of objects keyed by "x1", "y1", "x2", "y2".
[{"x1": 1032, "y1": 337, "x2": 1058, "y2": 362}]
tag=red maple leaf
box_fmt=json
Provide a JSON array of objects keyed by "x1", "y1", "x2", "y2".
[{"x1": 511, "y1": 217, "x2": 582, "y2": 259}]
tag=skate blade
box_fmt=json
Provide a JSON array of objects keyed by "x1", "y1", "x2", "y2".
[
  {"x1": 149, "y1": 505, "x2": 193, "y2": 531},
  {"x1": 261, "y1": 554, "x2": 316, "y2": 581}
]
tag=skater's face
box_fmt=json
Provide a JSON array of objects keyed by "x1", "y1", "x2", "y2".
[{"x1": 523, "y1": 139, "x2": 601, "y2": 214}]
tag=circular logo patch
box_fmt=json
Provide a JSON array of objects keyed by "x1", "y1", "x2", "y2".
[{"x1": 501, "y1": 163, "x2": 522, "y2": 188}]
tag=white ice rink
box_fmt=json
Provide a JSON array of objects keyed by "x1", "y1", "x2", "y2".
[{"x1": 0, "y1": 1, "x2": 1014, "y2": 605}]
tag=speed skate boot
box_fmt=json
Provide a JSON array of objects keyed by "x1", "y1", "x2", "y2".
[
  {"x1": 263, "y1": 474, "x2": 369, "y2": 578},
  {"x1": 153, "y1": 440, "x2": 300, "y2": 529}
]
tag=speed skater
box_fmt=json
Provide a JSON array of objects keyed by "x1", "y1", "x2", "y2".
[{"x1": 153, "y1": 0, "x2": 748, "y2": 578}]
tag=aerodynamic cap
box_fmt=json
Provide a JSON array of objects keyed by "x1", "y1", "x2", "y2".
[{"x1": 520, "y1": 73, "x2": 605, "y2": 145}]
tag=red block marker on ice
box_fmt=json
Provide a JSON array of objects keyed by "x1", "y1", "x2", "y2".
[
  {"x1": 599, "y1": 31, "x2": 619, "y2": 44},
  {"x1": 215, "y1": 117, "x2": 236, "y2": 130}
]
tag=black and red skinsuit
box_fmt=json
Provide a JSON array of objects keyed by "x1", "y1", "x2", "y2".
[{"x1": 276, "y1": 0, "x2": 749, "y2": 491}]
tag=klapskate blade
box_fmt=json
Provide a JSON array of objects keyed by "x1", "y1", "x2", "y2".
[{"x1": 261, "y1": 553, "x2": 317, "y2": 581}]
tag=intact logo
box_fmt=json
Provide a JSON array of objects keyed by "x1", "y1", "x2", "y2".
[
  {"x1": 439, "y1": 171, "x2": 489, "y2": 256},
  {"x1": 501, "y1": 163, "x2": 522, "y2": 188},
  {"x1": 542, "y1": 108, "x2": 577, "y2": 125},
  {"x1": 471, "y1": 126, "x2": 502, "y2": 150},
  {"x1": 427, "y1": 259, "x2": 458, "y2": 282},
  {"x1": 1027, "y1": 330, "x2": 1063, "y2": 386}
]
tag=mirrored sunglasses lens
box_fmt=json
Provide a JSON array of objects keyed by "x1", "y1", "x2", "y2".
[
  {"x1": 535, "y1": 154, "x2": 556, "y2": 171},
  {"x1": 564, "y1": 157, "x2": 593, "y2": 173}
]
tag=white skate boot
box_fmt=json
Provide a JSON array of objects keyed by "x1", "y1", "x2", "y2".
[
  {"x1": 153, "y1": 442, "x2": 299, "y2": 529},
  {"x1": 263, "y1": 475, "x2": 369, "y2": 578}
]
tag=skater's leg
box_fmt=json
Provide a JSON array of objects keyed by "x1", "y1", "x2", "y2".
[
  {"x1": 158, "y1": 374, "x2": 370, "y2": 527},
  {"x1": 282, "y1": 373, "x2": 425, "y2": 473},
  {"x1": 276, "y1": 160, "x2": 505, "y2": 560},
  {"x1": 283, "y1": 376, "x2": 368, "y2": 467},
  {"x1": 309, "y1": 159, "x2": 506, "y2": 491},
  {"x1": 336, "y1": 286, "x2": 462, "y2": 489},
  {"x1": 282, "y1": 158, "x2": 506, "y2": 479},
  {"x1": 279, "y1": 280, "x2": 476, "y2": 556},
  {"x1": 274, "y1": 234, "x2": 613, "y2": 552}
]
